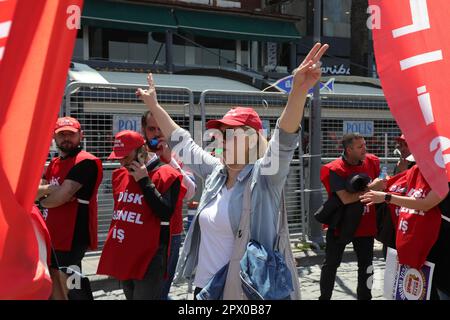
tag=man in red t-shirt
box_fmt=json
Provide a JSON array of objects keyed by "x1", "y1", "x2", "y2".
[
  {"x1": 97, "y1": 130, "x2": 186, "y2": 300},
  {"x1": 319, "y1": 133, "x2": 385, "y2": 300}
]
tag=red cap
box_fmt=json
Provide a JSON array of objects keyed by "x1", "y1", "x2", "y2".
[
  {"x1": 395, "y1": 134, "x2": 406, "y2": 142},
  {"x1": 108, "y1": 130, "x2": 145, "y2": 160},
  {"x1": 55, "y1": 117, "x2": 81, "y2": 133},
  {"x1": 206, "y1": 107, "x2": 263, "y2": 131}
]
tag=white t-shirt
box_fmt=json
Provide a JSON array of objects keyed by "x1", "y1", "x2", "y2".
[{"x1": 194, "y1": 186, "x2": 235, "y2": 288}]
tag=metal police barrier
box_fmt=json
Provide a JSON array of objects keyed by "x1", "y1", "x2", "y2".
[
  {"x1": 57, "y1": 82, "x2": 405, "y2": 252},
  {"x1": 64, "y1": 82, "x2": 194, "y2": 252}
]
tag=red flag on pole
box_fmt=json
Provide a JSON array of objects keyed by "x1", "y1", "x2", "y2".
[
  {"x1": 0, "y1": 0, "x2": 83, "y2": 299},
  {"x1": 369, "y1": 0, "x2": 450, "y2": 197},
  {"x1": 0, "y1": 0, "x2": 16, "y2": 63}
]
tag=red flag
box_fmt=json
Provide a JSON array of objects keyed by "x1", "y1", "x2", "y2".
[
  {"x1": 369, "y1": 0, "x2": 450, "y2": 197},
  {"x1": 0, "y1": 0, "x2": 16, "y2": 63},
  {"x1": 0, "y1": 0, "x2": 83, "y2": 299}
]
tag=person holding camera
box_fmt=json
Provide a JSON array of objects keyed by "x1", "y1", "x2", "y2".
[
  {"x1": 319, "y1": 133, "x2": 386, "y2": 300},
  {"x1": 97, "y1": 130, "x2": 186, "y2": 300},
  {"x1": 141, "y1": 111, "x2": 197, "y2": 299}
]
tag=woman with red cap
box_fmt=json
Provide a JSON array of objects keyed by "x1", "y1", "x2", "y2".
[{"x1": 136, "y1": 43, "x2": 328, "y2": 300}]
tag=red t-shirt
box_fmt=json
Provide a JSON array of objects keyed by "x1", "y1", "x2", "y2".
[
  {"x1": 321, "y1": 154, "x2": 380, "y2": 237},
  {"x1": 396, "y1": 165, "x2": 442, "y2": 269}
]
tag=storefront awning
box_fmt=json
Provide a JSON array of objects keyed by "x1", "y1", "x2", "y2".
[
  {"x1": 82, "y1": 0, "x2": 177, "y2": 33},
  {"x1": 174, "y1": 9, "x2": 301, "y2": 43}
]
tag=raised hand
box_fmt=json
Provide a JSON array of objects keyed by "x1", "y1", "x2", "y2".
[
  {"x1": 136, "y1": 73, "x2": 159, "y2": 108},
  {"x1": 292, "y1": 43, "x2": 329, "y2": 92}
]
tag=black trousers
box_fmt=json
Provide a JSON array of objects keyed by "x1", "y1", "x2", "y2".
[
  {"x1": 121, "y1": 246, "x2": 167, "y2": 300},
  {"x1": 319, "y1": 229, "x2": 374, "y2": 300}
]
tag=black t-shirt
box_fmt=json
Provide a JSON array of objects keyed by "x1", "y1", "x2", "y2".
[
  {"x1": 329, "y1": 170, "x2": 347, "y2": 193},
  {"x1": 65, "y1": 158, "x2": 98, "y2": 247},
  {"x1": 329, "y1": 156, "x2": 365, "y2": 194}
]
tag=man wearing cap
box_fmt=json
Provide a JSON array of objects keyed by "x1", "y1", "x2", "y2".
[
  {"x1": 97, "y1": 130, "x2": 186, "y2": 300},
  {"x1": 37, "y1": 116, "x2": 103, "y2": 299},
  {"x1": 140, "y1": 110, "x2": 197, "y2": 300},
  {"x1": 393, "y1": 134, "x2": 414, "y2": 175}
]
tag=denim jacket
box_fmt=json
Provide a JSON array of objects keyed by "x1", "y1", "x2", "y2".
[{"x1": 169, "y1": 119, "x2": 300, "y2": 284}]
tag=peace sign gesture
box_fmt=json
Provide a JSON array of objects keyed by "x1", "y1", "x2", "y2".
[
  {"x1": 136, "y1": 73, "x2": 159, "y2": 108},
  {"x1": 292, "y1": 43, "x2": 329, "y2": 92}
]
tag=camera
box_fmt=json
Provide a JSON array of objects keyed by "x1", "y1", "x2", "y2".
[{"x1": 346, "y1": 173, "x2": 370, "y2": 193}]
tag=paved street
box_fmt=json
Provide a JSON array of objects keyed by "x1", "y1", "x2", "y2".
[{"x1": 87, "y1": 241, "x2": 386, "y2": 300}]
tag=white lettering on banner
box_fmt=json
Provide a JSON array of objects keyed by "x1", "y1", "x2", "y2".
[
  {"x1": 400, "y1": 50, "x2": 443, "y2": 71},
  {"x1": 397, "y1": 188, "x2": 426, "y2": 216},
  {"x1": 392, "y1": 0, "x2": 430, "y2": 38},
  {"x1": 417, "y1": 86, "x2": 435, "y2": 125},
  {"x1": 112, "y1": 226, "x2": 125, "y2": 243},
  {"x1": 0, "y1": 21, "x2": 12, "y2": 38},
  {"x1": 399, "y1": 218, "x2": 409, "y2": 234},
  {"x1": 42, "y1": 208, "x2": 48, "y2": 221},
  {"x1": 430, "y1": 136, "x2": 450, "y2": 168},
  {"x1": 400, "y1": 207, "x2": 425, "y2": 216},
  {"x1": 50, "y1": 177, "x2": 60, "y2": 186},
  {"x1": 112, "y1": 210, "x2": 144, "y2": 225},
  {"x1": 362, "y1": 205, "x2": 370, "y2": 215},
  {"x1": 389, "y1": 184, "x2": 407, "y2": 194},
  {"x1": 391, "y1": 0, "x2": 443, "y2": 131},
  {"x1": 117, "y1": 190, "x2": 143, "y2": 205}
]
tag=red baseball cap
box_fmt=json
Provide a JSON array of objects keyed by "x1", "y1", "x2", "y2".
[
  {"x1": 395, "y1": 134, "x2": 406, "y2": 142},
  {"x1": 55, "y1": 117, "x2": 81, "y2": 133},
  {"x1": 108, "y1": 130, "x2": 145, "y2": 160},
  {"x1": 206, "y1": 107, "x2": 263, "y2": 131}
]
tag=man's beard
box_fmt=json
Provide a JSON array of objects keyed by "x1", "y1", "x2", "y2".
[{"x1": 57, "y1": 141, "x2": 78, "y2": 153}]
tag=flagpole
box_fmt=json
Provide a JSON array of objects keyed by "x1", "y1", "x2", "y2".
[{"x1": 308, "y1": 0, "x2": 325, "y2": 247}]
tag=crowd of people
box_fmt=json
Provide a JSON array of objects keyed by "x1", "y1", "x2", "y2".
[{"x1": 33, "y1": 42, "x2": 449, "y2": 300}]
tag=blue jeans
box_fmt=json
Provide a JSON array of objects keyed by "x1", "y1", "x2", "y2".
[{"x1": 161, "y1": 234, "x2": 182, "y2": 299}]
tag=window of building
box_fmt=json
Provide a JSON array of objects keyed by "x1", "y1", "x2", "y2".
[
  {"x1": 322, "y1": 0, "x2": 351, "y2": 38},
  {"x1": 73, "y1": 28, "x2": 84, "y2": 59},
  {"x1": 148, "y1": 33, "x2": 166, "y2": 65},
  {"x1": 190, "y1": 35, "x2": 236, "y2": 69},
  {"x1": 240, "y1": 40, "x2": 249, "y2": 69},
  {"x1": 88, "y1": 28, "x2": 168, "y2": 64}
]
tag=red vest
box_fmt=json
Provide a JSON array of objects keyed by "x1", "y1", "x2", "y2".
[
  {"x1": 44, "y1": 151, "x2": 103, "y2": 251},
  {"x1": 97, "y1": 165, "x2": 186, "y2": 281},
  {"x1": 385, "y1": 171, "x2": 409, "y2": 228},
  {"x1": 396, "y1": 165, "x2": 442, "y2": 269},
  {"x1": 321, "y1": 154, "x2": 380, "y2": 237}
]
